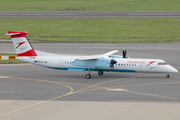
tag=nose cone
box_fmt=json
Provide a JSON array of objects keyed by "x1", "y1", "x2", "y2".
[
  {"x1": 174, "y1": 68, "x2": 178, "y2": 73},
  {"x1": 168, "y1": 66, "x2": 178, "y2": 73}
]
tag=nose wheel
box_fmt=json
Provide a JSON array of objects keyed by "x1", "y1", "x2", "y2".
[{"x1": 166, "y1": 74, "x2": 170, "y2": 78}]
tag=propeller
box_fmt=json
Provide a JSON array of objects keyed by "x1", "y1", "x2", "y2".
[
  {"x1": 110, "y1": 59, "x2": 117, "y2": 71},
  {"x1": 123, "y1": 50, "x2": 127, "y2": 58}
]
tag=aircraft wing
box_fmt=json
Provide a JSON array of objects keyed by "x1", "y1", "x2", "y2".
[
  {"x1": 100, "y1": 50, "x2": 119, "y2": 58},
  {"x1": 78, "y1": 50, "x2": 119, "y2": 61}
]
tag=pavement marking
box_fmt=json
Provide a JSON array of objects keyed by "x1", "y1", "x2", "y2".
[
  {"x1": 72, "y1": 76, "x2": 136, "y2": 94},
  {"x1": 1, "y1": 73, "x2": 179, "y2": 117},
  {"x1": 0, "y1": 77, "x2": 74, "y2": 117},
  {"x1": 126, "y1": 91, "x2": 178, "y2": 100},
  {"x1": 106, "y1": 88, "x2": 127, "y2": 91},
  {"x1": 107, "y1": 75, "x2": 180, "y2": 101},
  {"x1": 0, "y1": 76, "x2": 9, "y2": 78},
  {"x1": 5, "y1": 76, "x2": 95, "y2": 87},
  {"x1": 71, "y1": 74, "x2": 161, "y2": 94},
  {"x1": 71, "y1": 74, "x2": 180, "y2": 101},
  {"x1": 115, "y1": 81, "x2": 180, "y2": 88},
  {"x1": 60, "y1": 81, "x2": 94, "y2": 87}
]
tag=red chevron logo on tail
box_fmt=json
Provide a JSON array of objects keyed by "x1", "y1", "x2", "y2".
[{"x1": 16, "y1": 42, "x2": 26, "y2": 49}]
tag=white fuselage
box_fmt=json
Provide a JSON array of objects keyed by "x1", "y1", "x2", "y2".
[{"x1": 16, "y1": 55, "x2": 178, "y2": 74}]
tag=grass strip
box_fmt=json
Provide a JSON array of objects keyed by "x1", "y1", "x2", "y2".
[
  {"x1": 1, "y1": 0, "x2": 180, "y2": 11},
  {"x1": 1, "y1": 18, "x2": 180, "y2": 43}
]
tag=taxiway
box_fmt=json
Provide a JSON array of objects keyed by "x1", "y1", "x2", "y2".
[{"x1": 0, "y1": 42, "x2": 180, "y2": 119}]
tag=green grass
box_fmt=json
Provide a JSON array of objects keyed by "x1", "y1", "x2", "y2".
[
  {"x1": 1, "y1": 18, "x2": 180, "y2": 43},
  {"x1": 0, "y1": 0, "x2": 180, "y2": 11},
  {"x1": 0, "y1": 53, "x2": 26, "y2": 64}
]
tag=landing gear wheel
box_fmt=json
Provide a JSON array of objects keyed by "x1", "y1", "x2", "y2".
[
  {"x1": 85, "y1": 74, "x2": 91, "y2": 79},
  {"x1": 98, "y1": 71, "x2": 103, "y2": 75},
  {"x1": 166, "y1": 74, "x2": 170, "y2": 78}
]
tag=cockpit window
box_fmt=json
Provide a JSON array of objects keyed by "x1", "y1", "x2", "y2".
[
  {"x1": 158, "y1": 62, "x2": 168, "y2": 65},
  {"x1": 164, "y1": 62, "x2": 168, "y2": 65}
]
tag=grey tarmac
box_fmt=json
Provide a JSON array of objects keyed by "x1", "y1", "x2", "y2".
[
  {"x1": 0, "y1": 42, "x2": 180, "y2": 119},
  {"x1": 1, "y1": 11, "x2": 180, "y2": 18}
]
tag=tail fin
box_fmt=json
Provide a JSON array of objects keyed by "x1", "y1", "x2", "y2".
[{"x1": 6, "y1": 31, "x2": 37, "y2": 57}]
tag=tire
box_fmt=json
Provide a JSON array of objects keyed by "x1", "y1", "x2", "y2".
[
  {"x1": 85, "y1": 74, "x2": 91, "y2": 79},
  {"x1": 98, "y1": 71, "x2": 103, "y2": 75},
  {"x1": 166, "y1": 74, "x2": 170, "y2": 78}
]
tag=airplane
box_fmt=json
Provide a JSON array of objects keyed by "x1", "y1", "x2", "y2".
[{"x1": 6, "y1": 31, "x2": 178, "y2": 79}]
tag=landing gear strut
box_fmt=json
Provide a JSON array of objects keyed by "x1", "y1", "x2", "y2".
[
  {"x1": 98, "y1": 71, "x2": 103, "y2": 75},
  {"x1": 166, "y1": 74, "x2": 170, "y2": 78},
  {"x1": 85, "y1": 68, "x2": 93, "y2": 79}
]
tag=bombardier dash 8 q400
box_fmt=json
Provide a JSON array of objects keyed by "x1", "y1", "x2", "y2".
[{"x1": 7, "y1": 31, "x2": 178, "y2": 79}]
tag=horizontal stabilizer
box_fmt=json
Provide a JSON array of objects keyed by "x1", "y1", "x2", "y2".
[{"x1": 6, "y1": 33, "x2": 22, "y2": 36}]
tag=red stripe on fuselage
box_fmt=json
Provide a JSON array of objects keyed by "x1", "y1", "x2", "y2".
[
  {"x1": 17, "y1": 49, "x2": 37, "y2": 56},
  {"x1": 147, "y1": 61, "x2": 157, "y2": 66}
]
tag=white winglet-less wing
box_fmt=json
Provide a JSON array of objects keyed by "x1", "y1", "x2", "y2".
[{"x1": 78, "y1": 50, "x2": 119, "y2": 61}]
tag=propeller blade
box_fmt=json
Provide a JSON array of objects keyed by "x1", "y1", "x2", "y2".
[
  {"x1": 125, "y1": 49, "x2": 127, "y2": 57},
  {"x1": 123, "y1": 49, "x2": 127, "y2": 58},
  {"x1": 123, "y1": 50, "x2": 125, "y2": 58}
]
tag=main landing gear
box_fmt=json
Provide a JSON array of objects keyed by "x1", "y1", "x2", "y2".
[
  {"x1": 85, "y1": 68, "x2": 92, "y2": 79},
  {"x1": 166, "y1": 74, "x2": 170, "y2": 78},
  {"x1": 98, "y1": 71, "x2": 103, "y2": 75},
  {"x1": 85, "y1": 74, "x2": 91, "y2": 79},
  {"x1": 85, "y1": 70, "x2": 104, "y2": 79}
]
